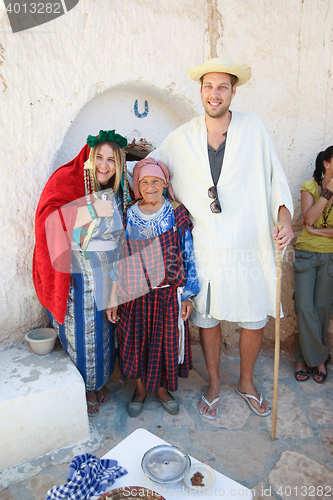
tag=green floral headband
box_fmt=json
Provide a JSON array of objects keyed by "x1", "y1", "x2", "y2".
[{"x1": 86, "y1": 129, "x2": 128, "y2": 149}]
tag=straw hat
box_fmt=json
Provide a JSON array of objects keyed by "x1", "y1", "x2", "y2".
[{"x1": 187, "y1": 57, "x2": 252, "y2": 87}]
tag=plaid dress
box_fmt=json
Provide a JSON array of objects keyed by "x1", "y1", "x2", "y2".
[{"x1": 117, "y1": 203, "x2": 194, "y2": 392}]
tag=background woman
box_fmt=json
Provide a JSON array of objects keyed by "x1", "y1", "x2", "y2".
[
  {"x1": 33, "y1": 130, "x2": 129, "y2": 415},
  {"x1": 294, "y1": 146, "x2": 333, "y2": 383}
]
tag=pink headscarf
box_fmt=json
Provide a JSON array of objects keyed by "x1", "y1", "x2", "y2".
[{"x1": 132, "y1": 158, "x2": 176, "y2": 201}]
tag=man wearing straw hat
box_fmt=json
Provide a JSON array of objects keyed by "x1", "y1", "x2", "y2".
[{"x1": 138, "y1": 57, "x2": 294, "y2": 419}]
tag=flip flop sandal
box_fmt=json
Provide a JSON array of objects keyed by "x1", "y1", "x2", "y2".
[
  {"x1": 87, "y1": 400, "x2": 100, "y2": 417},
  {"x1": 235, "y1": 386, "x2": 271, "y2": 417},
  {"x1": 96, "y1": 386, "x2": 111, "y2": 406},
  {"x1": 295, "y1": 370, "x2": 310, "y2": 382},
  {"x1": 312, "y1": 354, "x2": 331, "y2": 384},
  {"x1": 199, "y1": 394, "x2": 220, "y2": 420}
]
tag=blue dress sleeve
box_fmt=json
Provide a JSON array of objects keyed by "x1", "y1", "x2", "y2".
[
  {"x1": 179, "y1": 227, "x2": 200, "y2": 301},
  {"x1": 72, "y1": 227, "x2": 81, "y2": 246}
]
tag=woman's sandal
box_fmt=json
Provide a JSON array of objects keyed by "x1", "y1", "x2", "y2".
[
  {"x1": 96, "y1": 386, "x2": 111, "y2": 406},
  {"x1": 312, "y1": 354, "x2": 331, "y2": 384},
  {"x1": 87, "y1": 400, "x2": 100, "y2": 417},
  {"x1": 295, "y1": 370, "x2": 310, "y2": 382}
]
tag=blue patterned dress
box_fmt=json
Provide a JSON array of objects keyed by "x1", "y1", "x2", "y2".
[{"x1": 47, "y1": 191, "x2": 123, "y2": 392}]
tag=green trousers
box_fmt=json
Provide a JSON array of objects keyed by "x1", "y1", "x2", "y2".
[{"x1": 294, "y1": 249, "x2": 333, "y2": 368}]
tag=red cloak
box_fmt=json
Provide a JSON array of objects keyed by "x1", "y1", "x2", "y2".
[{"x1": 33, "y1": 144, "x2": 91, "y2": 325}]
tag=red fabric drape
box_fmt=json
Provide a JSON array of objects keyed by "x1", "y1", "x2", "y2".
[{"x1": 33, "y1": 144, "x2": 91, "y2": 324}]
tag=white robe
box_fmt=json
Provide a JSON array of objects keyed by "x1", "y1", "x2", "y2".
[{"x1": 130, "y1": 111, "x2": 294, "y2": 322}]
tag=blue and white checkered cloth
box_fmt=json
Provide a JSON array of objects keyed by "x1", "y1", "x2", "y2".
[{"x1": 45, "y1": 454, "x2": 128, "y2": 500}]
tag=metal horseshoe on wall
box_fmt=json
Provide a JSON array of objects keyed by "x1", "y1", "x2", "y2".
[{"x1": 134, "y1": 100, "x2": 149, "y2": 118}]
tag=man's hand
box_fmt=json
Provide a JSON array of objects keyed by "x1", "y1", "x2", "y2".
[
  {"x1": 273, "y1": 205, "x2": 294, "y2": 250},
  {"x1": 181, "y1": 299, "x2": 193, "y2": 321}
]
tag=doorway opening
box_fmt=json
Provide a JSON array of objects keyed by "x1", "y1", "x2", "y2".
[{"x1": 53, "y1": 83, "x2": 198, "y2": 171}]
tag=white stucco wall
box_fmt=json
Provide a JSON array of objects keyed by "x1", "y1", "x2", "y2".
[
  {"x1": 0, "y1": 344, "x2": 90, "y2": 470},
  {"x1": 0, "y1": 0, "x2": 332, "y2": 347}
]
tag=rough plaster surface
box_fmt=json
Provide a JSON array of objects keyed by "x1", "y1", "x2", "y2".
[
  {"x1": 0, "y1": 422, "x2": 102, "y2": 491},
  {"x1": 0, "y1": 345, "x2": 90, "y2": 470},
  {"x1": 0, "y1": 0, "x2": 333, "y2": 352}
]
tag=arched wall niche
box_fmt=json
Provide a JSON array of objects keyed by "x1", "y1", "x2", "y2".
[{"x1": 54, "y1": 82, "x2": 199, "y2": 169}]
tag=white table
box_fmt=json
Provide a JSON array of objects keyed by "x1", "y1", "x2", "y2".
[{"x1": 102, "y1": 428, "x2": 253, "y2": 499}]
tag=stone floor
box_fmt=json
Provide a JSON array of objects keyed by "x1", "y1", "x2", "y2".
[{"x1": 1, "y1": 344, "x2": 332, "y2": 500}]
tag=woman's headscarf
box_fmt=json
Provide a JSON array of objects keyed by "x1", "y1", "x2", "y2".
[{"x1": 132, "y1": 158, "x2": 176, "y2": 201}]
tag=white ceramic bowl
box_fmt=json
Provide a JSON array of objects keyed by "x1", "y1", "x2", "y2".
[
  {"x1": 183, "y1": 463, "x2": 215, "y2": 491},
  {"x1": 25, "y1": 328, "x2": 57, "y2": 355}
]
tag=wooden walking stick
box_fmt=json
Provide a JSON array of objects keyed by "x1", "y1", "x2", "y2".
[{"x1": 271, "y1": 225, "x2": 283, "y2": 441}]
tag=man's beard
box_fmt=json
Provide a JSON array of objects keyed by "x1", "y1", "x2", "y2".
[{"x1": 204, "y1": 101, "x2": 230, "y2": 119}]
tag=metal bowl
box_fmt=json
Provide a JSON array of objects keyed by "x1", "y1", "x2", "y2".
[{"x1": 141, "y1": 445, "x2": 191, "y2": 485}]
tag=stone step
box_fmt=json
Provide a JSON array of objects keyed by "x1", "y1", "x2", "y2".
[{"x1": 0, "y1": 343, "x2": 90, "y2": 471}]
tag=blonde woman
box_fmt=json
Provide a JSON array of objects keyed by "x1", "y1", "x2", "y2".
[{"x1": 33, "y1": 130, "x2": 129, "y2": 416}]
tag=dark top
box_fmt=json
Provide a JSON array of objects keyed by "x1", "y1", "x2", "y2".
[{"x1": 207, "y1": 132, "x2": 227, "y2": 186}]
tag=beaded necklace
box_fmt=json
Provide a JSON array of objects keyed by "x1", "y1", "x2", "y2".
[
  {"x1": 319, "y1": 181, "x2": 333, "y2": 227},
  {"x1": 322, "y1": 206, "x2": 332, "y2": 227}
]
